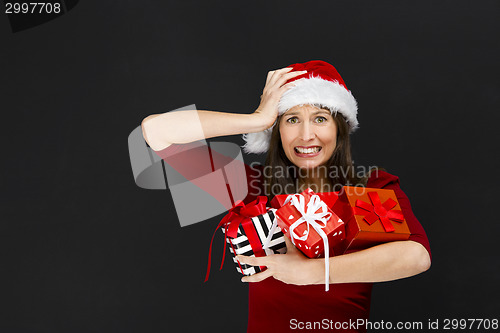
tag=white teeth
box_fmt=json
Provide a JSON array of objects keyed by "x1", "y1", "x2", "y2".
[{"x1": 295, "y1": 147, "x2": 321, "y2": 154}]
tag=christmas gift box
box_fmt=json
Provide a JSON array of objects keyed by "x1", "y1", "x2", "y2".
[
  {"x1": 274, "y1": 189, "x2": 345, "y2": 259},
  {"x1": 205, "y1": 197, "x2": 286, "y2": 280},
  {"x1": 274, "y1": 188, "x2": 345, "y2": 291},
  {"x1": 271, "y1": 190, "x2": 353, "y2": 225},
  {"x1": 223, "y1": 209, "x2": 286, "y2": 275},
  {"x1": 340, "y1": 186, "x2": 410, "y2": 252}
]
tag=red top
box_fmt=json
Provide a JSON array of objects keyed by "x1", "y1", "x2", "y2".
[
  {"x1": 247, "y1": 170, "x2": 430, "y2": 333},
  {"x1": 154, "y1": 143, "x2": 431, "y2": 333}
]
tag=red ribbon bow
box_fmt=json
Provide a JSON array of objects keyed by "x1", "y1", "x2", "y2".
[
  {"x1": 204, "y1": 196, "x2": 268, "y2": 282},
  {"x1": 353, "y1": 191, "x2": 404, "y2": 233}
]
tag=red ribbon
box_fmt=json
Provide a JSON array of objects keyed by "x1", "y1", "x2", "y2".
[
  {"x1": 204, "y1": 196, "x2": 268, "y2": 282},
  {"x1": 353, "y1": 191, "x2": 404, "y2": 233}
]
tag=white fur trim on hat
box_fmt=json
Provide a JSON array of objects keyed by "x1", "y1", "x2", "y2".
[
  {"x1": 242, "y1": 128, "x2": 273, "y2": 154},
  {"x1": 278, "y1": 76, "x2": 358, "y2": 130},
  {"x1": 242, "y1": 76, "x2": 358, "y2": 154}
]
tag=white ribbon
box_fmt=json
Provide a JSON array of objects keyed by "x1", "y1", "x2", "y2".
[
  {"x1": 262, "y1": 208, "x2": 280, "y2": 253},
  {"x1": 263, "y1": 190, "x2": 332, "y2": 291}
]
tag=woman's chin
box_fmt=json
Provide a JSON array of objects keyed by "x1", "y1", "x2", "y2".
[{"x1": 294, "y1": 160, "x2": 323, "y2": 171}]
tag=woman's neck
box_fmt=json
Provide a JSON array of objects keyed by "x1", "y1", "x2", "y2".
[{"x1": 297, "y1": 167, "x2": 330, "y2": 193}]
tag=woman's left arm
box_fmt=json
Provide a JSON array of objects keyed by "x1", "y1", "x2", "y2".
[
  {"x1": 237, "y1": 237, "x2": 431, "y2": 285},
  {"x1": 326, "y1": 240, "x2": 431, "y2": 284}
]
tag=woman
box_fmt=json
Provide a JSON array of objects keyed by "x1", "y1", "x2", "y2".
[{"x1": 141, "y1": 60, "x2": 431, "y2": 332}]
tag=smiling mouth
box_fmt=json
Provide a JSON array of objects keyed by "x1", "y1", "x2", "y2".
[{"x1": 294, "y1": 146, "x2": 322, "y2": 154}]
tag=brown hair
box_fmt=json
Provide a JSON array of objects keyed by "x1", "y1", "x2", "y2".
[{"x1": 263, "y1": 108, "x2": 368, "y2": 199}]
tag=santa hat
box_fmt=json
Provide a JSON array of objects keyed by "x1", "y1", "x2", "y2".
[{"x1": 242, "y1": 60, "x2": 358, "y2": 154}]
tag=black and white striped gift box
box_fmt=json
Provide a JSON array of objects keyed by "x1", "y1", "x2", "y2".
[{"x1": 222, "y1": 209, "x2": 286, "y2": 276}]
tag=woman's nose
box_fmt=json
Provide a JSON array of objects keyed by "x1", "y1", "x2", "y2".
[{"x1": 299, "y1": 122, "x2": 316, "y2": 141}]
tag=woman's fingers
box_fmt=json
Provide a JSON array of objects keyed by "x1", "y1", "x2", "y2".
[
  {"x1": 271, "y1": 70, "x2": 307, "y2": 89},
  {"x1": 252, "y1": 67, "x2": 306, "y2": 130},
  {"x1": 237, "y1": 246, "x2": 312, "y2": 284},
  {"x1": 241, "y1": 268, "x2": 273, "y2": 283},
  {"x1": 267, "y1": 69, "x2": 306, "y2": 91},
  {"x1": 278, "y1": 81, "x2": 296, "y2": 94},
  {"x1": 265, "y1": 71, "x2": 274, "y2": 85},
  {"x1": 237, "y1": 255, "x2": 273, "y2": 282},
  {"x1": 236, "y1": 254, "x2": 268, "y2": 267},
  {"x1": 261, "y1": 70, "x2": 305, "y2": 101},
  {"x1": 283, "y1": 234, "x2": 298, "y2": 253},
  {"x1": 266, "y1": 67, "x2": 293, "y2": 85}
]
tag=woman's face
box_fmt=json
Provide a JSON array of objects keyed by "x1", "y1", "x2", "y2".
[{"x1": 279, "y1": 104, "x2": 337, "y2": 170}]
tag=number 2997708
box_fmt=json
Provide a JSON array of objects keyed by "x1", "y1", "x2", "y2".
[{"x1": 5, "y1": 2, "x2": 62, "y2": 14}]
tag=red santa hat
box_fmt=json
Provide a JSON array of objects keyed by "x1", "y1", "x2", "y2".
[{"x1": 242, "y1": 60, "x2": 358, "y2": 154}]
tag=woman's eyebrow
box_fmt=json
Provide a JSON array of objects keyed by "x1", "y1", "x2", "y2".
[
  {"x1": 284, "y1": 109, "x2": 331, "y2": 117},
  {"x1": 312, "y1": 110, "x2": 331, "y2": 116}
]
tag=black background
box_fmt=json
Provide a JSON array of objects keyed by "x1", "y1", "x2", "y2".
[{"x1": 1, "y1": 1, "x2": 499, "y2": 332}]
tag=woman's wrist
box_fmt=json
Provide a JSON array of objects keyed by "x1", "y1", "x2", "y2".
[
  {"x1": 307, "y1": 257, "x2": 327, "y2": 285},
  {"x1": 250, "y1": 110, "x2": 277, "y2": 132}
]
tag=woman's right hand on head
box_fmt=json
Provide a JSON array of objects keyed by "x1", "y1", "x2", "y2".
[{"x1": 252, "y1": 67, "x2": 307, "y2": 130}]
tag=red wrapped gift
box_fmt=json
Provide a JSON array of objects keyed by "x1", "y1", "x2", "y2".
[
  {"x1": 271, "y1": 191, "x2": 353, "y2": 225},
  {"x1": 274, "y1": 189, "x2": 345, "y2": 291},
  {"x1": 340, "y1": 186, "x2": 410, "y2": 252},
  {"x1": 205, "y1": 197, "x2": 286, "y2": 281}
]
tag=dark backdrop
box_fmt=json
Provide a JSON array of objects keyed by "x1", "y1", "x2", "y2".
[{"x1": 1, "y1": 1, "x2": 499, "y2": 332}]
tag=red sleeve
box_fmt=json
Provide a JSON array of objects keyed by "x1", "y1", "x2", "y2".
[{"x1": 367, "y1": 170, "x2": 431, "y2": 260}]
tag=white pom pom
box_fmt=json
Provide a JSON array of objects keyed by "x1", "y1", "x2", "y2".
[{"x1": 242, "y1": 129, "x2": 273, "y2": 154}]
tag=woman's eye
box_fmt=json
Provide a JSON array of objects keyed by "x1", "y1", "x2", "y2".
[
  {"x1": 287, "y1": 117, "x2": 298, "y2": 124},
  {"x1": 315, "y1": 116, "x2": 327, "y2": 123}
]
